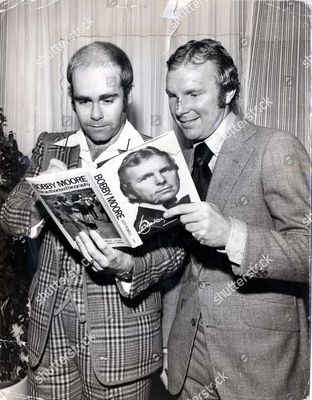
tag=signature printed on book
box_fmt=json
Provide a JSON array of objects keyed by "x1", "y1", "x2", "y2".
[{"x1": 138, "y1": 215, "x2": 176, "y2": 235}]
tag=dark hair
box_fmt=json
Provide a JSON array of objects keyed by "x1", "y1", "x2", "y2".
[
  {"x1": 118, "y1": 146, "x2": 178, "y2": 203},
  {"x1": 67, "y1": 41, "x2": 133, "y2": 110},
  {"x1": 167, "y1": 39, "x2": 240, "y2": 113}
]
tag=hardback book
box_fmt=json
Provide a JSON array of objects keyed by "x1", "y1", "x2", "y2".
[{"x1": 27, "y1": 131, "x2": 200, "y2": 248}]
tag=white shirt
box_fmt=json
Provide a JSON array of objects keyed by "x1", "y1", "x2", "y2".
[{"x1": 54, "y1": 120, "x2": 144, "y2": 168}]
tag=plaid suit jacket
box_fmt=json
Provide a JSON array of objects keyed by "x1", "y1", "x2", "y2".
[
  {"x1": 0, "y1": 130, "x2": 186, "y2": 385},
  {"x1": 164, "y1": 117, "x2": 311, "y2": 399}
]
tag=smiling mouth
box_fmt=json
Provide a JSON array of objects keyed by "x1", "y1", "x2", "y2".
[
  {"x1": 157, "y1": 187, "x2": 173, "y2": 194},
  {"x1": 88, "y1": 125, "x2": 107, "y2": 128},
  {"x1": 179, "y1": 117, "x2": 199, "y2": 125}
]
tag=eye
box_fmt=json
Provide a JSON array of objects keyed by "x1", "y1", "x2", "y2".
[
  {"x1": 167, "y1": 93, "x2": 177, "y2": 99},
  {"x1": 102, "y1": 98, "x2": 114, "y2": 104},
  {"x1": 76, "y1": 98, "x2": 89, "y2": 105},
  {"x1": 139, "y1": 174, "x2": 152, "y2": 182},
  {"x1": 160, "y1": 167, "x2": 171, "y2": 173}
]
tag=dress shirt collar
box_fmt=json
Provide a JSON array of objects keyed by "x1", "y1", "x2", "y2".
[{"x1": 53, "y1": 120, "x2": 144, "y2": 167}]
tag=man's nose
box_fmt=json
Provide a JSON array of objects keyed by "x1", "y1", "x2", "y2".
[
  {"x1": 175, "y1": 98, "x2": 188, "y2": 118},
  {"x1": 154, "y1": 172, "x2": 166, "y2": 184},
  {"x1": 91, "y1": 103, "x2": 103, "y2": 120}
]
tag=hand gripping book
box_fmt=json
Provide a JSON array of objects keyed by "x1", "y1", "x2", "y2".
[{"x1": 26, "y1": 131, "x2": 200, "y2": 248}]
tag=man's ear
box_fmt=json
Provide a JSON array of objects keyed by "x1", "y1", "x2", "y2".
[
  {"x1": 127, "y1": 85, "x2": 133, "y2": 106},
  {"x1": 225, "y1": 89, "x2": 236, "y2": 105},
  {"x1": 124, "y1": 186, "x2": 137, "y2": 202},
  {"x1": 127, "y1": 192, "x2": 137, "y2": 201}
]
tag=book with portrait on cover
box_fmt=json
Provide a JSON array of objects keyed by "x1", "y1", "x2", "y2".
[{"x1": 26, "y1": 131, "x2": 200, "y2": 248}]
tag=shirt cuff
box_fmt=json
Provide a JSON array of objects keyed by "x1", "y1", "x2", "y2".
[
  {"x1": 224, "y1": 217, "x2": 247, "y2": 265},
  {"x1": 119, "y1": 280, "x2": 132, "y2": 293},
  {"x1": 29, "y1": 219, "x2": 45, "y2": 238}
]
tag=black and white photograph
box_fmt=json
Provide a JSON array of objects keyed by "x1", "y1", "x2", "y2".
[
  {"x1": 0, "y1": 1, "x2": 310, "y2": 399},
  {"x1": 119, "y1": 145, "x2": 191, "y2": 237},
  {"x1": 41, "y1": 189, "x2": 120, "y2": 241},
  {"x1": 99, "y1": 131, "x2": 200, "y2": 240}
]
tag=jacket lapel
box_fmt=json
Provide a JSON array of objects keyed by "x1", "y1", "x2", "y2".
[
  {"x1": 183, "y1": 120, "x2": 258, "y2": 210},
  {"x1": 206, "y1": 121, "x2": 258, "y2": 210},
  {"x1": 183, "y1": 148, "x2": 194, "y2": 171}
]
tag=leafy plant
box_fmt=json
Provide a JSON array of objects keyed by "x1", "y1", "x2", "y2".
[{"x1": 0, "y1": 108, "x2": 31, "y2": 387}]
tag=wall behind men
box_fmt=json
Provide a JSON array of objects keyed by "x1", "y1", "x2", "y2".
[{"x1": 0, "y1": 0, "x2": 310, "y2": 157}]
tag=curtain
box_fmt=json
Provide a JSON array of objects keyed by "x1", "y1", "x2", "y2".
[
  {"x1": 243, "y1": 1, "x2": 311, "y2": 156},
  {"x1": 0, "y1": 0, "x2": 172, "y2": 155},
  {"x1": 0, "y1": 0, "x2": 310, "y2": 156},
  {"x1": 166, "y1": 0, "x2": 311, "y2": 155},
  {"x1": 0, "y1": 5, "x2": 7, "y2": 109},
  {"x1": 163, "y1": 0, "x2": 245, "y2": 147}
]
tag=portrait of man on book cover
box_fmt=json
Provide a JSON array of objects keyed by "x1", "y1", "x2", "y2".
[{"x1": 118, "y1": 146, "x2": 190, "y2": 238}]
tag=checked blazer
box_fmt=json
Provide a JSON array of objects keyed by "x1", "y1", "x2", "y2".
[
  {"x1": 163, "y1": 116, "x2": 310, "y2": 400},
  {"x1": 0, "y1": 130, "x2": 186, "y2": 385}
]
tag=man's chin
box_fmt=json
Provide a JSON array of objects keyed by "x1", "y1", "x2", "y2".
[
  {"x1": 85, "y1": 129, "x2": 117, "y2": 145},
  {"x1": 179, "y1": 126, "x2": 200, "y2": 139},
  {"x1": 157, "y1": 193, "x2": 178, "y2": 204},
  {"x1": 182, "y1": 130, "x2": 208, "y2": 142}
]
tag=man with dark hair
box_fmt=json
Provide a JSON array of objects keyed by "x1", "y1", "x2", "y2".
[
  {"x1": 118, "y1": 146, "x2": 190, "y2": 238},
  {"x1": 162, "y1": 39, "x2": 310, "y2": 399},
  {"x1": 0, "y1": 41, "x2": 185, "y2": 400}
]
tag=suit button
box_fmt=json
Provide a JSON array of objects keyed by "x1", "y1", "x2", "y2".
[
  {"x1": 256, "y1": 270, "x2": 262, "y2": 278},
  {"x1": 152, "y1": 353, "x2": 160, "y2": 361},
  {"x1": 262, "y1": 270, "x2": 268, "y2": 278},
  {"x1": 191, "y1": 318, "x2": 196, "y2": 326},
  {"x1": 199, "y1": 281, "x2": 206, "y2": 289}
]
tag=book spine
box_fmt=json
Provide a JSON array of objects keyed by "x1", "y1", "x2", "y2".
[{"x1": 90, "y1": 172, "x2": 142, "y2": 248}]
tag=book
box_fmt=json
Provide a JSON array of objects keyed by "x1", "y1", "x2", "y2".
[{"x1": 26, "y1": 131, "x2": 200, "y2": 248}]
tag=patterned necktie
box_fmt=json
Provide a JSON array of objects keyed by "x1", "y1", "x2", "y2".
[{"x1": 191, "y1": 142, "x2": 214, "y2": 201}]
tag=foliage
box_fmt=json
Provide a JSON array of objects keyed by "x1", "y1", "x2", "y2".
[{"x1": 0, "y1": 107, "x2": 31, "y2": 386}]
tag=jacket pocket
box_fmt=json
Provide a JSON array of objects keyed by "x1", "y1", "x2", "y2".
[
  {"x1": 244, "y1": 303, "x2": 300, "y2": 332},
  {"x1": 122, "y1": 289, "x2": 162, "y2": 319}
]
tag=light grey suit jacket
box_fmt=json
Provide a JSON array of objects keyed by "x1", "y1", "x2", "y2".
[{"x1": 163, "y1": 117, "x2": 310, "y2": 400}]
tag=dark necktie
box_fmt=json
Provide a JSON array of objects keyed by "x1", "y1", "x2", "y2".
[{"x1": 191, "y1": 142, "x2": 214, "y2": 201}]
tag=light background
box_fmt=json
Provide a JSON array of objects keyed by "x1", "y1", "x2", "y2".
[{"x1": 0, "y1": 0, "x2": 310, "y2": 157}]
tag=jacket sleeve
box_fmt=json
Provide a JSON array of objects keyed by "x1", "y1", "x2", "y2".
[
  {"x1": 116, "y1": 228, "x2": 187, "y2": 298},
  {"x1": 231, "y1": 131, "x2": 310, "y2": 283},
  {"x1": 161, "y1": 267, "x2": 186, "y2": 348},
  {"x1": 0, "y1": 132, "x2": 48, "y2": 237}
]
